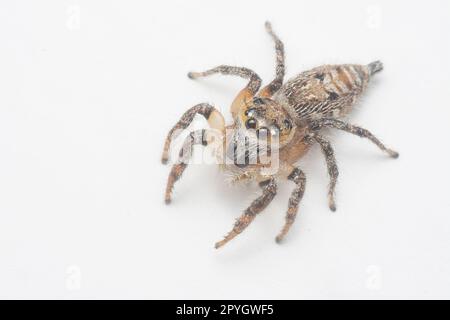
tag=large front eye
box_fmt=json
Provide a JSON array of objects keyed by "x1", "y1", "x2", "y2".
[
  {"x1": 271, "y1": 124, "x2": 280, "y2": 136},
  {"x1": 245, "y1": 118, "x2": 257, "y2": 129},
  {"x1": 245, "y1": 108, "x2": 256, "y2": 117}
]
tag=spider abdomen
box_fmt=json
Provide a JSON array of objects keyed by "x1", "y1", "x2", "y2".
[{"x1": 274, "y1": 63, "x2": 379, "y2": 121}]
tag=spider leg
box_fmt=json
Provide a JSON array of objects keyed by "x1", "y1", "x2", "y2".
[
  {"x1": 313, "y1": 134, "x2": 339, "y2": 211},
  {"x1": 188, "y1": 65, "x2": 261, "y2": 118},
  {"x1": 215, "y1": 178, "x2": 277, "y2": 249},
  {"x1": 188, "y1": 65, "x2": 261, "y2": 94},
  {"x1": 276, "y1": 167, "x2": 306, "y2": 243},
  {"x1": 258, "y1": 21, "x2": 285, "y2": 98},
  {"x1": 161, "y1": 103, "x2": 224, "y2": 164},
  {"x1": 312, "y1": 118, "x2": 399, "y2": 158},
  {"x1": 165, "y1": 129, "x2": 219, "y2": 204}
]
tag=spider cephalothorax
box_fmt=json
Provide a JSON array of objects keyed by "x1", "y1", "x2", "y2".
[
  {"x1": 162, "y1": 22, "x2": 398, "y2": 249},
  {"x1": 238, "y1": 97, "x2": 296, "y2": 148}
]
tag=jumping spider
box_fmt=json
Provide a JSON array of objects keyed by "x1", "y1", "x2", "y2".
[{"x1": 162, "y1": 22, "x2": 398, "y2": 249}]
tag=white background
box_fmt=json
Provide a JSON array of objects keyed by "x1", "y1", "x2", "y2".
[{"x1": 0, "y1": 0, "x2": 449, "y2": 299}]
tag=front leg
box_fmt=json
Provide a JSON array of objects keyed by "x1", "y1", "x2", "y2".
[
  {"x1": 215, "y1": 178, "x2": 277, "y2": 249},
  {"x1": 188, "y1": 65, "x2": 262, "y2": 118},
  {"x1": 188, "y1": 65, "x2": 262, "y2": 93},
  {"x1": 258, "y1": 22, "x2": 285, "y2": 98},
  {"x1": 276, "y1": 167, "x2": 306, "y2": 243},
  {"x1": 161, "y1": 103, "x2": 224, "y2": 164},
  {"x1": 165, "y1": 129, "x2": 218, "y2": 204}
]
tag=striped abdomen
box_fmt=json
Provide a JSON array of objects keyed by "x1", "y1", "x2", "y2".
[{"x1": 274, "y1": 61, "x2": 382, "y2": 121}]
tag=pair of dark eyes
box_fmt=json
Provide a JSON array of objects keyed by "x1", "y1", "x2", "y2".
[
  {"x1": 245, "y1": 114, "x2": 293, "y2": 132},
  {"x1": 244, "y1": 108, "x2": 258, "y2": 129},
  {"x1": 245, "y1": 121, "x2": 279, "y2": 137}
]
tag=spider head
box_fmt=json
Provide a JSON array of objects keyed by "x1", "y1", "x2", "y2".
[
  {"x1": 226, "y1": 97, "x2": 296, "y2": 169},
  {"x1": 237, "y1": 96, "x2": 296, "y2": 148}
]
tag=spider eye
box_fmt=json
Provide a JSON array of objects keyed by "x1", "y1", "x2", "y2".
[
  {"x1": 271, "y1": 124, "x2": 280, "y2": 136},
  {"x1": 245, "y1": 118, "x2": 257, "y2": 129},
  {"x1": 245, "y1": 108, "x2": 256, "y2": 117},
  {"x1": 283, "y1": 119, "x2": 293, "y2": 130}
]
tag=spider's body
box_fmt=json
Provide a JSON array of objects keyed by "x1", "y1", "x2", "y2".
[
  {"x1": 275, "y1": 63, "x2": 373, "y2": 121},
  {"x1": 162, "y1": 22, "x2": 398, "y2": 248}
]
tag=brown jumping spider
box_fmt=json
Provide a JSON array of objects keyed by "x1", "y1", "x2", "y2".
[{"x1": 161, "y1": 22, "x2": 398, "y2": 249}]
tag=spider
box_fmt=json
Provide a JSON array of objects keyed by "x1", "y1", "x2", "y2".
[{"x1": 161, "y1": 22, "x2": 399, "y2": 249}]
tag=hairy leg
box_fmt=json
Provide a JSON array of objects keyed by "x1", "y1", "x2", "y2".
[
  {"x1": 188, "y1": 65, "x2": 262, "y2": 94},
  {"x1": 276, "y1": 167, "x2": 306, "y2": 243},
  {"x1": 165, "y1": 129, "x2": 215, "y2": 204},
  {"x1": 312, "y1": 118, "x2": 399, "y2": 158},
  {"x1": 313, "y1": 134, "x2": 339, "y2": 211},
  {"x1": 215, "y1": 178, "x2": 277, "y2": 249},
  {"x1": 188, "y1": 65, "x2": 262, "y2": 118},
  {"x1": 259, "y1": 21, "x2": 285, "y2": 98},
  {"x1": 161, "y1": 103, "x2": 224, "y2": 164}
]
